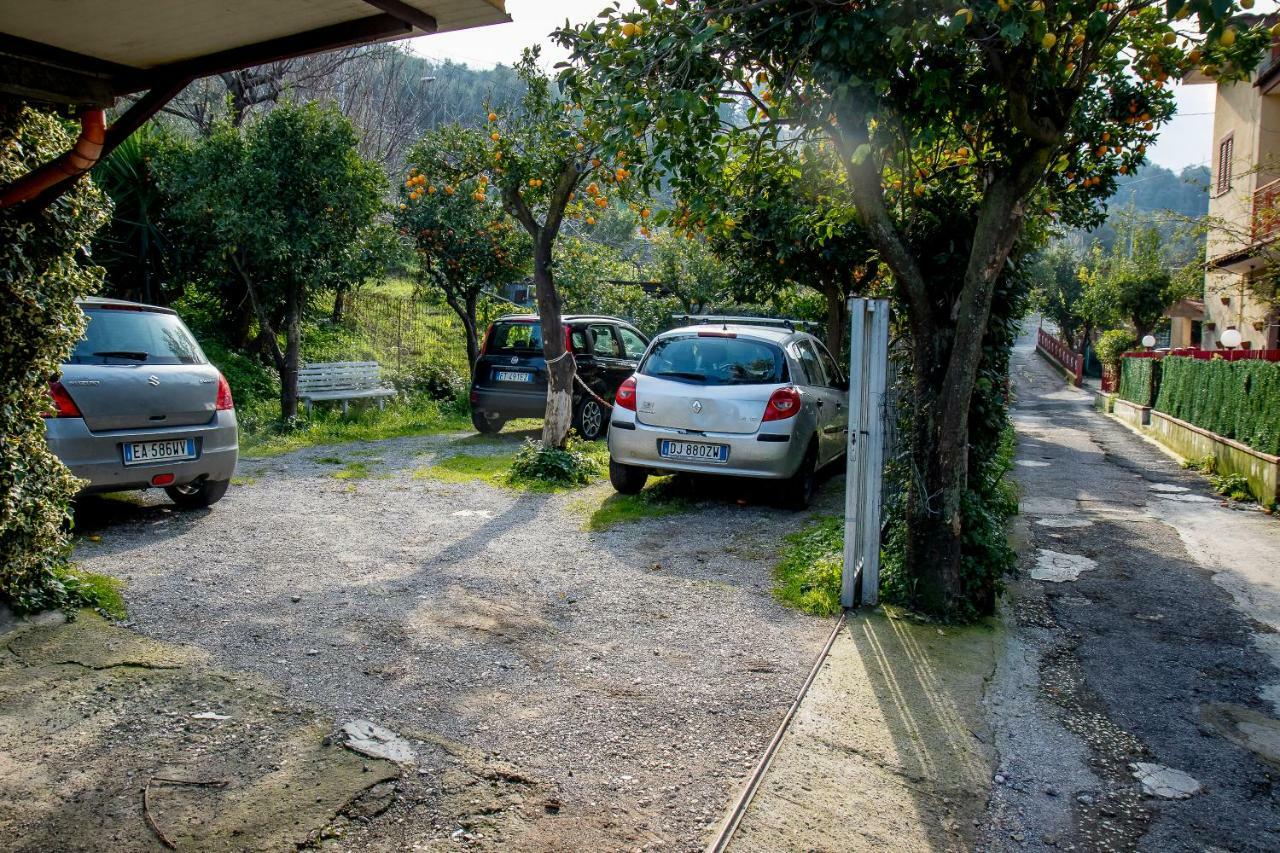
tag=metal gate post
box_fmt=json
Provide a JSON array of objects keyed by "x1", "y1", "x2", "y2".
[{"x1": 842, "y1": 298, "x2": 890, "y2": 608}]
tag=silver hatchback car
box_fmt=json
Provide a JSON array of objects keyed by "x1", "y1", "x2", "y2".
[
  {"x1": 43, "y1": 297, "x2": 239, "y2": 508},
  {"x1": 607, "y1": 320, "x2": 849, "y2": 508}
]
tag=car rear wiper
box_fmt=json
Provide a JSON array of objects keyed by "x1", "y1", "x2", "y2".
[
  {"x1": 93, "y1": 350, "x2": 149, "y2": 361},
  {"x1": 652, "y1": 370, "x2": 707, "y2": 381}
]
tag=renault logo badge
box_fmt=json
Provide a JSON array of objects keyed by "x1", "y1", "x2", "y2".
[
  {"x1": 692, "y1": 400, "x2": 702, "y2": 413},
  {"x1": 147, "y1": 375, "x2": 160, "y2": 387}
]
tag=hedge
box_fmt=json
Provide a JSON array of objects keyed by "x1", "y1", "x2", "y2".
[
  {"x1": 1154, "y1": 356, "x2": 1280, "y2": 456},
  {"x1": 1118, "y1": 357, "x2": 1158, "y2": 407}
]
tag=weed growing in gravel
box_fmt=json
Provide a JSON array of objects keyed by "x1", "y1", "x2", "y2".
[
  {"x1": 315, "y1": 456, "x2": 345, "y2": 465},
  {"x1": 231, "y1": 475, "x2": 258, "y2": 486},
  {"x1": 332, "y1": 462, "x2": 372, "y2": 480},
  {"x1": 579, "y1": 477, "x2": 691, "y2": 531},
  {"x1": 773, "y1": 515, "x2": 843, "y2": 616},
  {"x1": 59, "y1": 570, "x2": 126, "y2": 620}
]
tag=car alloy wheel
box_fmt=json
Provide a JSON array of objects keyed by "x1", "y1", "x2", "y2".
[{"x1": 580, "y1": 399, "x2": 604, "y2": 439}]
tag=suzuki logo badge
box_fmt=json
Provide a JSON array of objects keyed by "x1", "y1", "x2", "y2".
[
  {"x1": 147, "y1": 375, "x2": 160, "y2": 387},
  {"x1": 691, "y1": 400, "x2": 702, "y2": 413}
]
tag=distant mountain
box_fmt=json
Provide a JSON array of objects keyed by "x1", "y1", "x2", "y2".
[{"x1": 1104, "y1": 163, "x2": 1210, "y2": 218}]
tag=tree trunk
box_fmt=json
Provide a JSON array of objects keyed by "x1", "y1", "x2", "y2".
[
  {"x1": 280, "y1": 288, "x2": 302, "y2": 420},
  {"x1": 331, "y1": 284, "x2": 347, "y2": 323},
  {"x1": 533, "y1": 237, "x2": 574, "y2": 448},
  {"x1": 444, "y1": 287, "x2": 481, "y2": 369},
  {"x1": 823, "y1": 284, "x2": 847, "y2": 357}
]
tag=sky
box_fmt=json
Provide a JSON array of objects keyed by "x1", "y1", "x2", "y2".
[{"x1": 410, "y1": 0, "x2": 1222, "y2": 173}]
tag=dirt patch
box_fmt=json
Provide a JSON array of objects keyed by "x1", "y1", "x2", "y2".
[{"x1": 0, "y1": 614, "x2": 562, "y2": 852}]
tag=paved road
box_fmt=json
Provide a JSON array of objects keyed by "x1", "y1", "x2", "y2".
[
  {"x1": 984, "y1": 330, "x2": 1280, "y2": 851},
  {"x1": 73, "y1": 429, "x2": 836, "y2": 851}
]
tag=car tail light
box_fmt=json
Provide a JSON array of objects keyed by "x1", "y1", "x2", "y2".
[
  {"x1": 215, "y1": 373, "x2": 234, "y2": 410},
  {"x1": 615, "y1": 376, "x2": 637, "y2": 411},
  {"x1": 479, "y1": 323, "x2": 494, "y2": 356},
  {"x1": 564, "y1": 325, "x2": 573, "y2": 352},
  {"x1": 44, "y1": 380, "x2": 82, "y2": 418},
  {"x1": 762, "y1": 386, "x2": 801, "y2": 421}
]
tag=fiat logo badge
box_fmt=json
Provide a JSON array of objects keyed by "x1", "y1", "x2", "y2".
[
  {"x1": 510, "y1": 356, "x2": 519, "y2": 364},
  {"x1": 147, "y1": 375, "x2": 160, "y2": 387},
  {"x1": 691, "y1": 400, "x2": 702, "y2": 413}
]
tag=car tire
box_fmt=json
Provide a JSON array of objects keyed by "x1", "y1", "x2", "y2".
[
  {"x1": 609, "y1": 459, "x2": 647, "y2": 494},
  {"x1": 471, "y1": 409, "x2": 504, "y2": 434},
  {"x1": 781, "y1": 440, "x2": 819, "y2": 510},
  {"x1": 165, "y1": 478, "x2": 230, "y2": 509},
  {"x1": 574, "y1": 397, "x2": 608, "y2": 441}
]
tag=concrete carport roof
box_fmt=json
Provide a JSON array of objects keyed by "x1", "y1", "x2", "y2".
[{"x1": 0, "y1": 0, "x2": 508, "y2": 207}]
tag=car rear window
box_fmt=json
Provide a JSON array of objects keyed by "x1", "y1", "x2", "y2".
[
  {"x1": 489, "y1": 321, "x2": 585, "y2": 353},
  {"x1": 639, "y1": 334, "x2": 788, "y2": 386},
  {"x1": 67, "y1": 309, "x2": 206, "y2": 366}
]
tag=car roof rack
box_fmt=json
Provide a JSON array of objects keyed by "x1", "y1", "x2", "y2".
[{"x1": 671, "y1": 314, "x2": 819, "y2": 332}]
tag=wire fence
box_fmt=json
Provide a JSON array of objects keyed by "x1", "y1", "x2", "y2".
[{"x1": 343, "y1": 290, "x2": 474, "y2": 376}]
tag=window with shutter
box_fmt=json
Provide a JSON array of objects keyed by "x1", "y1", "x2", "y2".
[{"x1": 1216, "y1": 134, "x2": 1234, "y2": 196}]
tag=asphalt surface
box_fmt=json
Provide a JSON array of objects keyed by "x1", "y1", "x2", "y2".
[
  {"x1": 72, "y1": 428, "x2": 836, "y2": 851},
  {"x1": 983, "y1": 331, "x2": 1280, "y2": 852}
]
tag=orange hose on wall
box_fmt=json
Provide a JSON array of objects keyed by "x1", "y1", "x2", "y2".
[{"x1": 0, "y1": 109, "x2": 106, "y2": 208}]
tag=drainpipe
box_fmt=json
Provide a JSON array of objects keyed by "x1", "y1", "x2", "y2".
[{"x1": 0, "y1": 108, "x2": 106, "y2": 209}]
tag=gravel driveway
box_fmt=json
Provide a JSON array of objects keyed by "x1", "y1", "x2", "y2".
[{"x1": 74, "y1": 428, "x2": 836, "y2": 851}]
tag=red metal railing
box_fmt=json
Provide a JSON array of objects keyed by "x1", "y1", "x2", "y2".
[
  {"x1": 1253, "y1": 179, "x2": 1280, "y2": 243},
  {"x1": 1101, "y1": 365, "x2": 1118, "y2": 392},
  {"x1": 1037, "y1": 326, "x2": 1084, "y2": 386}
]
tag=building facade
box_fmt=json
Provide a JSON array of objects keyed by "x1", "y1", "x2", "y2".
[{"x1": 1190, "y1": 44, "x2": 1280, "y2": 351}]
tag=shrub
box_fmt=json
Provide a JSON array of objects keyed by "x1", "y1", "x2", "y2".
[
  {"x1": 1155, "y1": 357, "x2": 1280, "y2": 456},
  {"x1": 1117, "y1": 356, "x2": 1158, "y2": 407},
  {"x1": 507, "y1": 437, "x2": 604, "y2": 487},
  {"x1": 1210, "y1": 471, "x2": 1254, "y2": 502},
  {"x1": 389, "y1": 361, "x2": 467, "y2": 403},
  {"x1": 1095, "y1": 328, "x2": 1137, "y2": 370},
  {"x1": 772, "y1": 515, "x2": 843, "y2": 616},
  {"x1": 1, "y1": 105, "x2": 112, "y2": 613},
  {"x1": 200, "y1": 339, "x2": 278, "y2": 408}
]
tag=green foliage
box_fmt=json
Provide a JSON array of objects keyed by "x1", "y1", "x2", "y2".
[
  {"x1": 200, "y1": 339, "x2": 277, "y2": 409},
  {"x1": 157, "y1": 102, "x2": 388, "y2": 417},
  {"x1": 1209, "y1": 471, "x2": 1254, "y2": 502},
  {"x1": 507, "y1": 437, "x2": 605, "y2": 488},
  {"x1": 1096, "y1": 329, "x2": 1138, "y2": 369},
  {"x1": 1, "y1": 105, "x2": 112, "y2": 614},
  {"x1": 1028, "y1": 244, "x2": 1086, "y2": 346},
  {"x1": 772, "y1": 515, "x2": 844, "y2": 617},
  {"x1": 1155, "y1": 357, "x2": 1280, "y2": 456},
  {"x1": 91, "y1": 123, "x2": 174, "y2": 305},
  {"x1": 1181, "y1": 453, "x2": 1217, "y2": 475},
  {"x1": 389, "y1": 361, "x2": 467, "y2": 404},
  {"x1": 1117, "y1": 356, "x2": 1157, "y2": 407},
  {"x1": 414, "y1": 452, "x2": 515, "y2": 485}
]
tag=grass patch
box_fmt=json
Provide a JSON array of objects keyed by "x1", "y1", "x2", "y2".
[
  {"x1": 414, "y1": 452, "x2": 515, "y2": 486},
  {"x1": 230, "y1": 475, "x2": 257, "y2": 486},
  {"x1": 332, "y1": 461, "x2": 372, "y2": 480},
  {"x1": 580, "y1": 477, "x2": 691, "y2": 531},
  {"x1": 773, "y1": 515, "x2": 843, "y2": 616},
  {"x1": 62, "y1": 570, "x2": 127, "y2": 620},
  {"x1": 315, "y1": 455, "x2": 345, "y2": 465},
  {"x1": 240, "y1": 396, "x2": 470, "y2": 458}
]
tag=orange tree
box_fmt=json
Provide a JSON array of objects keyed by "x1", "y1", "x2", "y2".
[
  {"x1": 397, "y1": 125, "x2": 532, "y2": 367},
  {"x1": 559, "y1": 1, "x2": 1270, "y2": 617},
  {"x1": 414, "y1": 50, "x2": 642, "y2": 447}
]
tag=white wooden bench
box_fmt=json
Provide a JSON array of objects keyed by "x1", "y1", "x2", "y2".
[{"x1": 297, "y1": 362, "x2": 397, "y2": 415}]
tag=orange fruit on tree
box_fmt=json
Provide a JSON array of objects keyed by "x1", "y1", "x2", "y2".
[
  {"x1": 595, "y1": 196, "x2": 608, "y2": 208},
  {"x1": 488, "y1": 112, "x2": 498, "y2": 122}
]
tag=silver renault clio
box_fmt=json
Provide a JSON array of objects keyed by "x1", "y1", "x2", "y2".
[
  {"x1": 607, "y1": 319, "x2": 849, "y2": 508},
  {"x1": 43, "y1": 297, "x2": 239, "y2": 508}
]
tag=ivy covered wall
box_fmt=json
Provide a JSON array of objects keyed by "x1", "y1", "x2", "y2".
[{"x1": 1, "y1": 105, "x2": 111, "y2": 612}]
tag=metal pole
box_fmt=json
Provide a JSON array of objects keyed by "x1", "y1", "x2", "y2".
[
  {"x1": 843, "y1": 300, "x2": 868, "y2": 609},
  {"x1": 842, "y1": 297, "x2": 890, "y2": 609}
]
